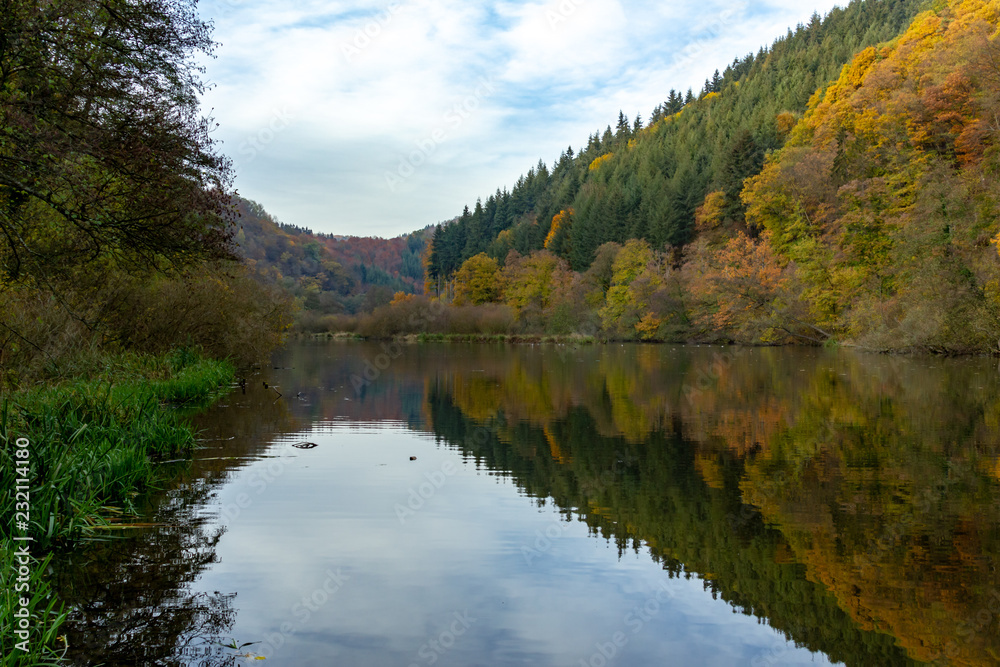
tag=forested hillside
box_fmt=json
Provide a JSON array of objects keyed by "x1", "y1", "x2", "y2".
[
  {"x1": 428, "y1": 0, "x2": 930, "y2": 278},
  {"x1": 402, "y1": 0, "x2": 1000, "y2": 352},
  {"x1": 737, "y1": 0, "x2": 1000, "y2": 350},
  {"x1": 233, "y1": 198, "x2": 431, "y2": 325}
]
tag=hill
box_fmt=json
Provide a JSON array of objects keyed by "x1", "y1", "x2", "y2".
[
  {"x1": 233, "y1": 198, "x2": 432, "y2": 325},
  {"x1": 403, "y1": 0, "x2": 1000, "y2": 352},
  {"x1": 427, "y1": 0, "x2": 931, "y2": 278}
]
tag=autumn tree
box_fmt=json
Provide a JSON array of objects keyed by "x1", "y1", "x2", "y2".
[
  {"x1": 453, "y1": 253, "x2": 505, "y2": 305},
  {"x1": 502, "y1": 250, "x2": 573, "y2": 320},
  {"x1": 0, "y1": 0, "x2": 235, "y2": 288},
  {"x1": 544, "y1": 209, "x2": 573, "y2": 257},
  {"x1": 688, "y1": 232, "x2": 824, "y2": 343},
  {"x1": 740, "y1": 0, "x2": 1000, "y2": 351},
  {"x1": 599, "y1": 239, "x2": 663, "y2": 337}
]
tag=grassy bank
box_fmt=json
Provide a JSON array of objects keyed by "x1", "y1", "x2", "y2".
[{"x1": 0, "y1": 350, "x2": 234, "y2": 664}]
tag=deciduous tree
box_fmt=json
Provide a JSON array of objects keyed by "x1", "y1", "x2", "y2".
[{"x1": 0, "y1": 0, "x2": 235, "y2": 287}]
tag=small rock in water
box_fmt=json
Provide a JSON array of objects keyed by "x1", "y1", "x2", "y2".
[{"x1": 409, "y1": 456, "x2": 417, "y2": 461}]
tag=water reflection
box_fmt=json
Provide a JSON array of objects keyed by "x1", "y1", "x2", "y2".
[
  {"x1": 54, "y1": 341, "x2": 1000, "y2": 665},
  {"x1": 266, "y1": 341, "x2": 1000, "y2": 665},
  {"x1": 54, "y1": 377, "x2": 305, "y2": 666}
]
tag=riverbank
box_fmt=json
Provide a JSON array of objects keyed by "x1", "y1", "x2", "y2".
[
  {"x1": 0, "y1": 350, "x2": 234, "y2": 665},
  {"x1": 306, "y1": 331, "x2": 599, "y2": 345},
  {"x1": 303, "y1": 331, "x2": 1000, "y2": 357}
]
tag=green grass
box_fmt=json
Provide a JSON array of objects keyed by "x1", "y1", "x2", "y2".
[
  {"x1": 0, "y1": 350, "x2": 234, "y2": 663},
  {"x1": 0, "y1": 550, "x2": 70, "y2": 666},
  {"x1": 1, "y1": 352, "x2": 233, "y2": 546}
]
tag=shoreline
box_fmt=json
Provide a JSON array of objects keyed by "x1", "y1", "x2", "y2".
[
  {"x1": 0, "y1": 352, "x2": 235, "y2": 665},
  {"x1": 299, "y1": 331, "x2": 1000, "y2": 357}
]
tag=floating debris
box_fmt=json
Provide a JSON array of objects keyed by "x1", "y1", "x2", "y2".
[{"x1": 292, "y1": 442, "x2": 319, "y2": 450}]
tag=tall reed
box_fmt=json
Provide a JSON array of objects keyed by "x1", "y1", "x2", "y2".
[{"x1": 0, "y1": 350, "x2": 233, "y2": 662}]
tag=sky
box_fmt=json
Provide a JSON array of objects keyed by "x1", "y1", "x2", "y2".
[{"x1": 197, "y1": 0, "x2": 845, "y2": 238}]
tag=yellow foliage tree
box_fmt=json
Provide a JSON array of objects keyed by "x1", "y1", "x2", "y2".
[
  {"x1": 503, "y1": 250, "x2": 572, "y2": 318},
  {"x1": 599, "y1": 239, "x2": 663, "y2": 337},
  {"x1": 453, "y1": 253, "x2": 505, "y2": 306},
  {"x1": 740, "y1": 0, "x2": 1000, "y2": 350},
  {"x1": 544, "y1": 209, "x2": 573, "y2": 255}
]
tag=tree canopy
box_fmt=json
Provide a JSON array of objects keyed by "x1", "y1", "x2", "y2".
[
  {"x1": 426, "y1": 0, "x2": 929, "y2": 278},
  {"x1": 0, "y1": 0, "x2": 235, "y2": 287}
]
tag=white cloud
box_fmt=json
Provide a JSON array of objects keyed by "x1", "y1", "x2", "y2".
[{"x1": 198, "y1": 0, "x2": 845, "y2": 236}]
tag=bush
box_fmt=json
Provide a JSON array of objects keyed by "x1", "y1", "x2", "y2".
[
  {"x1": 0, "y1": 289, "x2": 99, "y2": 387},
  {"x1": 354, "y1": 297, "x2": 517, "y2": 338},
  {"x1": 105, "y1": 263, "x2": 294, "y2": 365},
  {"x1": 293, "y1": 312, "x2": 359, "y2": 335},
  {"x1": 1, "y1": 263, "x2": 292, "y2": 389}
]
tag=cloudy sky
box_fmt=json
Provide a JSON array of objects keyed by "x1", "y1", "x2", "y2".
[{"x1": 198, "y1": 0, "x2": 844, "y2": 238}]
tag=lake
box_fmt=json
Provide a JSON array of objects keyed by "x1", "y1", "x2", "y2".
[{"x1": 53, "y1": 341, "x2": 1000, "y2": 666}]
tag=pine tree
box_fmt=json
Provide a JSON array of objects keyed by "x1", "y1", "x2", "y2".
[
  {"x1": 711, "y1": 69, "x2": 723, "y2": 92},
  {"x1": 616, "y1": 111, "x2": 630, "y2": 140}
]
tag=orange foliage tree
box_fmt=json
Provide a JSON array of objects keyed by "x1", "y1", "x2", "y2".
[
  {"x1": 688, "y1": 232, "x2": 824, "y2": 344},
  {"x1": 740, "y1": 0, "x2": 1000, "y2": 351}
]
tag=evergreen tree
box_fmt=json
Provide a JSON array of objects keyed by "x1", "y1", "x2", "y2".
[
  {"x1": 615, "y1": 111, "x2": 631, "y2": 140},
  {"x1": 426, "y1": 0, "x2": 928, "y2": 280}
]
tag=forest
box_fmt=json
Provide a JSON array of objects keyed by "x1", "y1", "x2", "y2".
[
  {"x1": 394, "y1": 0, "x2": 1000, "y2": 353},
  {"x1": 232, "y1": 198, "x2": 431, "y2": 332},
  {"x1": 0, "y1": 1, "x2": 294, "y2": 386}
]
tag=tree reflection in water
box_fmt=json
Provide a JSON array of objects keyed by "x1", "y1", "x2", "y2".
[
  {"x1": 272, "y1": 341, "x2": 1000, "y2": 666},
  {"x1": 48, "y1": 342, "x2": 1000, "y2": 666},
  {"x1": 51, "y1": 378, "x2": 305, "y2": 666}
]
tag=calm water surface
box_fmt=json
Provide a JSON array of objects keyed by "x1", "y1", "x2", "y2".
[{"x1": 55, "y1": 342, "x2": 1000, "y2": 666}]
